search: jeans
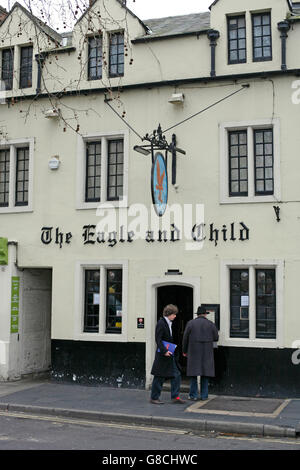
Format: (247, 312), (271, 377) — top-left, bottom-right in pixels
(151, 357), (181, 400)
(189, 376), (209, 400)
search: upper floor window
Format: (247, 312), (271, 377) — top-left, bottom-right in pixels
(252, 12), (272, 62)
(220, 119), (280, 204)
(19, 46), (33, 88)
(0, 138), (33, 213)
(1, 48), (14, 90)
(85, 137), (124, 203)
(77, 130), (128, 210)
(15, 147), (29, 206)
(227, 15), (246, 64)
(88, 36), (102, 80)
(254, 129), (274, 195)
(0, 148), (10, 206)
(109, 32), (124, 77)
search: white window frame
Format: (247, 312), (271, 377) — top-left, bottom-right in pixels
(76, 130), (129, 210)
(220, 119), (280, 204)
(74, 259), (128, 342)
(219, 259), (284, 348)
(0, 137), (34, 213)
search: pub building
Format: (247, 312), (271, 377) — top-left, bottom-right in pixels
(0, 0), (300, 397)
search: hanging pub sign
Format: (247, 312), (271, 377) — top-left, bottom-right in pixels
(151, 152), (168, 217)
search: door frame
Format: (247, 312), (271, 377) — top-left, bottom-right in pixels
(145, 276), (201, 389)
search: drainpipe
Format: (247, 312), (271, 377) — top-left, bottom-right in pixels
(207, 29), (220, 77)
(277, 20), (290, 71)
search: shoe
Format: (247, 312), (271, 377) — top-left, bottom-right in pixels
(172, 397), (186, 404)
(150, 399), (164, 404)
(200, 397), (208, 401)
(188, 396), (198, 401)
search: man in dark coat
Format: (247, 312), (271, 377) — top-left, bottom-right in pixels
(150, 304), (186, 404)
(182, 305), (219, 401)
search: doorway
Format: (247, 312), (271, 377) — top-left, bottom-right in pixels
(157, 285), (193, 376)
(20, 268), (52, 376)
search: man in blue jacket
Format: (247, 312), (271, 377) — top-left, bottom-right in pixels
(150, 304), (186, 404)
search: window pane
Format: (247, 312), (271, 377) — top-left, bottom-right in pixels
(230, 269), (249, 338)
(85, 141), (101, 202)
(256, 269), (276, 339)
(106, 269), (122, 333)
(20, 46), (33, 88)
(84, 270), (100, 333)
(228, 131), (248, 196)
(88, 36), (102, 80)
(109, 32), (124, 77)
(254, 129), (274, 195)
(107, 139), (124, 201)
(15, 147), (29, 206)
(1, 48), (14, 90)
(0, 149), (9, 206)
(252, 13), (272, 61)
(228, 15), (246, 64)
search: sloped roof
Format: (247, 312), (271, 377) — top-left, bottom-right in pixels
(1, 2), (62, 44)
(134, 12), (210, 42)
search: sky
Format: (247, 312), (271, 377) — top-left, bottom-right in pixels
(126, 0), (212, 19)
(0, 0), (213, 32)
(2, 1), (213, 19)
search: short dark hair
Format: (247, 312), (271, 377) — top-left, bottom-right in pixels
(163, 304), (178, 317)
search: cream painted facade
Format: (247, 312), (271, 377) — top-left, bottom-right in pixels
(0, 0), (300, 395)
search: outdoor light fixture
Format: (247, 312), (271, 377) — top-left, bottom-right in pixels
(168, 93), (184, 104)
(133, 145), (151, 156)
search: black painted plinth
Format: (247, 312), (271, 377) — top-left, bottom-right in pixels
(51, 340), (145, 388)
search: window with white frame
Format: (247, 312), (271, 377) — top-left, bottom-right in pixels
(75, 261), (128, 339)
(220, 260), (283, 348)
(220, 119), (280, 203)
(0, 139), (33, 213)
(77, 131), (128, 209)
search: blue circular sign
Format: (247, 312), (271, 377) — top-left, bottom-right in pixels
(151, 152), (168, 217)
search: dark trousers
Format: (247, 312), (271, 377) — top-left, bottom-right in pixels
(151, 358), (181, 400)
(189, 376), (209, 400)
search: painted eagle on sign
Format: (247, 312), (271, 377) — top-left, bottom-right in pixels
(151, 152), (168, 217)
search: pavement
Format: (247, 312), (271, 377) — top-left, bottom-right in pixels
(0, 376), (299, 439)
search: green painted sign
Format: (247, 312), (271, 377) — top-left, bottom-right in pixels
(11, 276), (20, 333)
(0, 237), (8, 265)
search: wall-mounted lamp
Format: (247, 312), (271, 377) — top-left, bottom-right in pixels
(44, 108), (60, 119)
(133, 145), (151, 156)
(168, 93), (184, 104)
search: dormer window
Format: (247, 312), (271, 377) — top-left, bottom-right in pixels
(109, 32), (124, 77)
(1, 48), (14, 90)
(227, 15), (246, 64)
(19, 46), (33, 88)
(88, 36), (102, 80)
(252, 12), (272, 62)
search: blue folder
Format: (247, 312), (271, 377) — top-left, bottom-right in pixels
(158, 341), (177, 355)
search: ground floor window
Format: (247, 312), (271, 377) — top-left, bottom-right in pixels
(230, 268), (276, 339)
(221, 260), (283, 348)
(82, 264), (125, 335)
